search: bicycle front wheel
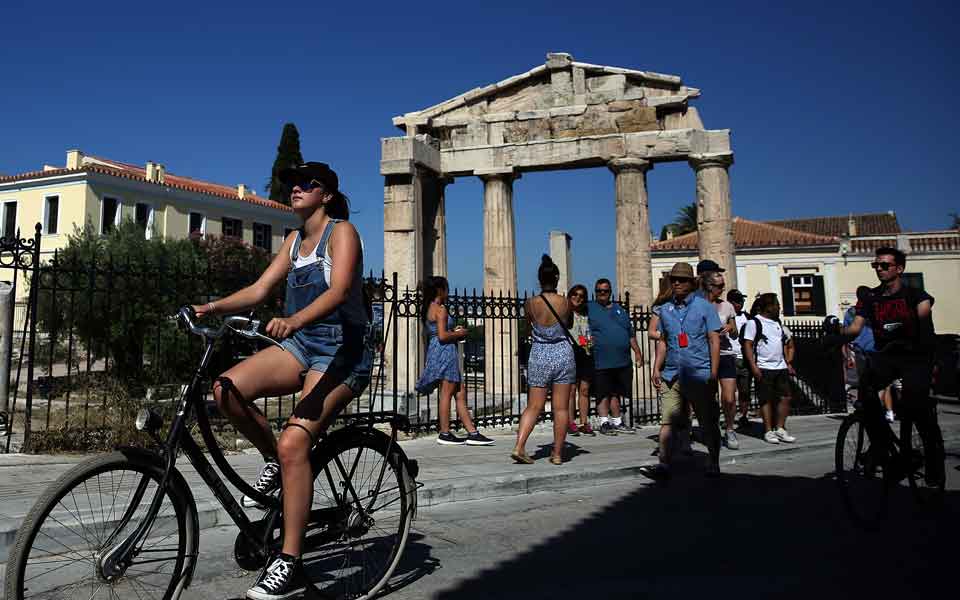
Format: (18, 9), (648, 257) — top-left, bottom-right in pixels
(4, 450), (196, 600)
(836, 412), (888, 528)
(304, 428), (415, 600)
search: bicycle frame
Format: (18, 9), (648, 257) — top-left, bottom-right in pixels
(102, 308), (415, 579)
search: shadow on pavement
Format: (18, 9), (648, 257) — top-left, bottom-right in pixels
(430, 470), (958, 599)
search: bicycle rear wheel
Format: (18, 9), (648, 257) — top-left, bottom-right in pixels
(303, 427), (415, 600)
(836, 412), (888, 528)
(4, 450), (196, 600)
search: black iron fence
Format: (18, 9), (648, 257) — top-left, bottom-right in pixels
(1, 225), (847, 451)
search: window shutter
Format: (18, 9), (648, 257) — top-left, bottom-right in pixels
(812, 275), (827, 316)
(780, 276), (795, 316)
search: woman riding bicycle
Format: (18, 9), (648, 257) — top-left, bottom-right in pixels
(193, 161), (371, 600)
(832, 246), (944, 489)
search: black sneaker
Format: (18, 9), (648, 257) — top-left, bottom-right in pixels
(242, 461), (280, 509)
(437, 431), (467, 445)
(598, 422), (618, 436)
(246, 554), (306, 600)
(465, 431), (495, 446)
(614, 421), (636, 435)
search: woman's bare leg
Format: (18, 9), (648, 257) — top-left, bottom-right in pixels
(551, 383), (573, 460)
(514, 387), (547, 454)
(212, 346), (303, 458)
(568, 385), (578, 425)
(278, 370), (355, 558)
(577, 380), (591, 426)
(720, 378), (737, 432)
(438, 379), (455, 433)
(453, 382), (478, 432)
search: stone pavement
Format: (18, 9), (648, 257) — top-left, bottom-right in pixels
(2, 411), (958, 563)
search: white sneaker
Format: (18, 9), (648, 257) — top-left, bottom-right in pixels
(885, 410), (895, 423)
(763, 430), (780, 444)
(775, 428), (796, 443)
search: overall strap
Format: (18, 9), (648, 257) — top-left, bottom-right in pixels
(316, 218), (343, 259)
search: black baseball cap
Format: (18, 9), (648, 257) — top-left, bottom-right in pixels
(726, 289), (746, 304)
(278, 162), (339, 192)
(696, 259), (725, 275)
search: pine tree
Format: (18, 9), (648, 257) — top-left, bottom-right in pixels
(265, 123), (304, 205)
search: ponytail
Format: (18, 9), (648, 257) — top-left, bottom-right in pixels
(325, 190), (350, 220)
(538, 254), (559, 289)
(420, 276), (448, 322)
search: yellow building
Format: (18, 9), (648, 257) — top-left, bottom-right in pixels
(0, 149), (300, 298)
(651, 213), (960, 334)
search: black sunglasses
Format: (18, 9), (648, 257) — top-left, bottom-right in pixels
(595, 288), (611, 294)
(670, 277), (694, 284)
(871, 261), (895, 271)
(292, 179), (322, 193)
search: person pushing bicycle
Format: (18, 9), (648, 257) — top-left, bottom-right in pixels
(826, 246), (944, 489)
(192, 162), (371, 600)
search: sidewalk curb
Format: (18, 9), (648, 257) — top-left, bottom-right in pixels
(4, 430), (957, 561)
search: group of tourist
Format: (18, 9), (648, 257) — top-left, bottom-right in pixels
(412, 252), (800, 476)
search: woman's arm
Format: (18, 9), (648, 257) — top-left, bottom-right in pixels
(193, 231), (297, 317)
(648, 314), (662, 341)
(435, 305), (464, 344)
(266, 221), (359, 339)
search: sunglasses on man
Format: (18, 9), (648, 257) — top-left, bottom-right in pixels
(669, 277), (694, 284)
(871, 261), (896, 271)
(595, 288), (612, 295)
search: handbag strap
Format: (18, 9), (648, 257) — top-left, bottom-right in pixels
(538, 293), (579, 349)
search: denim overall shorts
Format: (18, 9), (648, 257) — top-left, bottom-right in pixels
(280, 219), (372, 396)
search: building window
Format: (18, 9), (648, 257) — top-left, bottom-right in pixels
(780, 274), (826, 316)
(101, 197), (119, 234)
(189, 212), (205, 237)
(903, 272), (925, 291)
(2, 201), (16, 239)
(135, 203), (154, 239)
(253, 222), (272, 252)
(222, 217), (242, 239)
(44, 196), (59, 235)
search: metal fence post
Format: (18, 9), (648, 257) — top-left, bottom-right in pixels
(0, 281), (14, 416)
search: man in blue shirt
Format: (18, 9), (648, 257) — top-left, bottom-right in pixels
(842, 286), (875, 384)
(646, 262), (723, 479)
(588, 278), (643, 435)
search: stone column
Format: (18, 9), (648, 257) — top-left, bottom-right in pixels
(479, 169), (520, 401)
(609, 157), (653, 309)
(424, 177), (453, 277)
(383, 168), (425, 399)
(690, 152), (737, 290)
(549, 230), (572, 294)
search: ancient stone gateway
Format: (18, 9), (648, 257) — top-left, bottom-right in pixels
(381, 53), (735, 395)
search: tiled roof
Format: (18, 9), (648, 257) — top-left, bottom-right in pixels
(767, 212), (900, 237)
(0, 157), (292, 213)
(652, 217), (838, 252)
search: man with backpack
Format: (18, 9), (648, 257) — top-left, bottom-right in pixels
(742, 293), (797, 444)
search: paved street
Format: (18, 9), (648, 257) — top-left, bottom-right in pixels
(181, 421), (959, 599)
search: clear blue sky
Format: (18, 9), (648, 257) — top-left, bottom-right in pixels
(1, 0), (956, 292)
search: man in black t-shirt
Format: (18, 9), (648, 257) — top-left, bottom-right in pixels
(840, 246), (944, 486)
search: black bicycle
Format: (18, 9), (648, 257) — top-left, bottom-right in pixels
(5, 306), (419, 600)
(835, 352), (945, 528)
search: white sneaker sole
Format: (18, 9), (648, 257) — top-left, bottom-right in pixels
(777, 437), (796, 443)
(436, 438), (466, 445)
(246, 585), (306, 600)
(764, 436), (780, 445)
(465, 439), (495, 446)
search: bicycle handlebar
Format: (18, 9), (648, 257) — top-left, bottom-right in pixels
(170, 305), (284, 349)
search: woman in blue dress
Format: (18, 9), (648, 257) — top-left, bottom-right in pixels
(511, 256), (576, 465)
(416, 276), (494, 446)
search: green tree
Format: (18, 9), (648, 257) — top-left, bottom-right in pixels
(35, 221), (278, 386)
(266, 123), (304, 205)
(670, 202), (698, 236)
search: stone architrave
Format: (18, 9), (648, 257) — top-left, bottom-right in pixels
(690, 152), (737, 289)
(480, 169), (520, 398)
(609, 157), (653, 309)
